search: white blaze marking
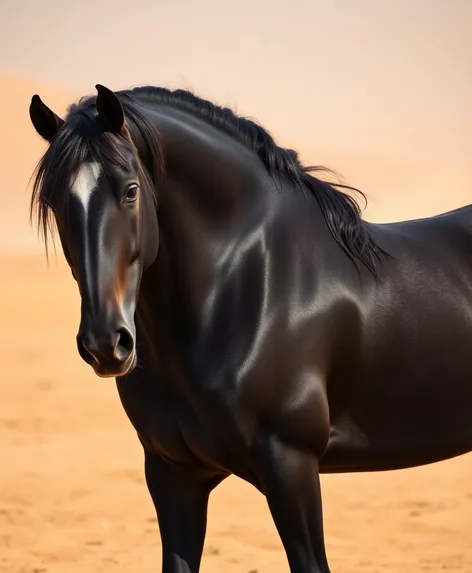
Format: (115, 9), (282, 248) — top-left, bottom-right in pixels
(70, 161), (101, 210)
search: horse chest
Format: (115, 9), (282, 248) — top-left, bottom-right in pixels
(117, 374), (248, 472)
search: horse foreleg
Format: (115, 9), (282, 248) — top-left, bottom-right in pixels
(256, 436), (331, 573)
(144, 450), (219, 573)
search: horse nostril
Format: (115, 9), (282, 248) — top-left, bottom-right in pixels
(77, 333), (96, 365)
(114, 328), (134, 361)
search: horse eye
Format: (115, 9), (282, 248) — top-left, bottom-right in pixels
(125, 184), (139, 203)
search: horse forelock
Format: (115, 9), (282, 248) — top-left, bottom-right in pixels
(30, 95), (163, 256)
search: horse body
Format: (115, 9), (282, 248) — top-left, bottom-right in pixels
(28, 85), (472, 572)
(122, 103), (472, 475)
(324, 207), (472, 472)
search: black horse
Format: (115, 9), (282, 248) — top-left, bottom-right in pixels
(29, 84), (472, 572)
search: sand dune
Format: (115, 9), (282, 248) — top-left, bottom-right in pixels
(1, 74), (472, 572)
(1, 73), (471, 255)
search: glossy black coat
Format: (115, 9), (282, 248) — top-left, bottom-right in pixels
(29, 85), (472, 572)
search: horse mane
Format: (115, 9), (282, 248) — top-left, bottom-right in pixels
(125, 86), (387, 275)
(31, 84), (386, 274)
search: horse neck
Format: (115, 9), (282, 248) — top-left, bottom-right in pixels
(137, 106), (278, 320)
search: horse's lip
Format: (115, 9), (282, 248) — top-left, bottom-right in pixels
(92, 349), (137, 378)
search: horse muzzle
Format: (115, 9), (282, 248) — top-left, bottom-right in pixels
(77, 322), (137, 378)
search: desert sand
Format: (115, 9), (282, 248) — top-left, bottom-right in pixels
(1, 75), (471, 572)
(1, 253), (471, 572)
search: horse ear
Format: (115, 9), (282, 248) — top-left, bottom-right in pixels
(95, 84), (125, 133)
(29, 94), (65, 142)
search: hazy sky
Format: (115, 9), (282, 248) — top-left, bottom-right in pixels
(1, 0), (471, 222)
(2, 1), (470, 137)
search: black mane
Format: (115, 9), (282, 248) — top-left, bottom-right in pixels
(124, 86), (386, 274)
(31, 85), (385, 273)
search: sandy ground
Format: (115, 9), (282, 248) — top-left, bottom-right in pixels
(1, 252), (471, 573)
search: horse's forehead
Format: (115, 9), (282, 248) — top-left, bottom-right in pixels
(70, 161), (102, 209)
